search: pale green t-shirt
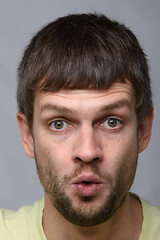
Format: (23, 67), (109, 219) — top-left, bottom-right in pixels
(0, 195), (160, 239)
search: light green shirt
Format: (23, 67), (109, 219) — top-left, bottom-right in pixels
(0, 199), (46, 240)
(0, 195), (160, 239)
(139, 197), (160, 239)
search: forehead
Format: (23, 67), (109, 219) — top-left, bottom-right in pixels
(34, 82), (135, 112)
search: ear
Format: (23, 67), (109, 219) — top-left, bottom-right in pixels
(17, 112), (35, 159)
(138, 108), (154, 153)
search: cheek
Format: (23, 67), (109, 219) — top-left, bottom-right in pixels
(34, 136), (73, 175)
(102, 131), (138, 174)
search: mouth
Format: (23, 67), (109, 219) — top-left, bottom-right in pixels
(72, 174), (103, 197)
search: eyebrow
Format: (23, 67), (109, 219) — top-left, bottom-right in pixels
(99, 99), (132, 112)
(40, 99), (132, 115)
(40, 104), (73, 114)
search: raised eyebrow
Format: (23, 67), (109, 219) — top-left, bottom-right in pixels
(99, 99), (132, 112)
(40, 99), (131, 115)
(40, 103), (73, 114)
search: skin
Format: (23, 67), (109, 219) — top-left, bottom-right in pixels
(17, 82), (153, 240)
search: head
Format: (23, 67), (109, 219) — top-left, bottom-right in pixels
(17, 13), (152, 129)
(17, 13), (153, 227)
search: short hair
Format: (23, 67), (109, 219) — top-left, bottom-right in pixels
(17, 13), (152, 128)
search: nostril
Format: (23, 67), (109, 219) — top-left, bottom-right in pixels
(94, 157), (101, 162)
(74, 157), (82, 163)
(74, 157), (101, 164)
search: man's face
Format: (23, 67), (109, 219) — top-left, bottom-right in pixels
(31, 82), (139, 226)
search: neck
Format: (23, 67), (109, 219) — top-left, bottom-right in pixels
(42, 193), (142, 240)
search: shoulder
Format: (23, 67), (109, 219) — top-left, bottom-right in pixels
(0, 199), (45, 240)
(138, 196), (160, 239)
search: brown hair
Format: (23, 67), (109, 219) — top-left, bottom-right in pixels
(17, 13), (152, 128)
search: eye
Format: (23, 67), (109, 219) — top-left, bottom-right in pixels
(50, 120), (68, 130)
(102, 118), (121, 128)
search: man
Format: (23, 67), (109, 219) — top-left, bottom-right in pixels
(0, 13), (159, 239)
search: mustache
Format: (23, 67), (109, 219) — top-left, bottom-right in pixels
(61, 163), (112, 184)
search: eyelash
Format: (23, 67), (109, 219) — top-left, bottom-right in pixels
(49, 119), (69, 131)
(49, 117), (122, 132)
(101, 118), (122, 129)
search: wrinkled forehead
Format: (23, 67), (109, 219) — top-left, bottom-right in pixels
(34, 81), (135, 113)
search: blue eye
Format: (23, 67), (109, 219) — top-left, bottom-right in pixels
(103, 118), (121, 128)
(51, 120), (67, 130)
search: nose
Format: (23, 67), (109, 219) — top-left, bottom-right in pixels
(72, 124), (103, 164)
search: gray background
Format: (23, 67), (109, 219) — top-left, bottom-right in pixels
(0, 0), (160, 210)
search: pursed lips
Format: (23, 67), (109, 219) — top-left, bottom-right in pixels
(72, 174), (103, 197)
